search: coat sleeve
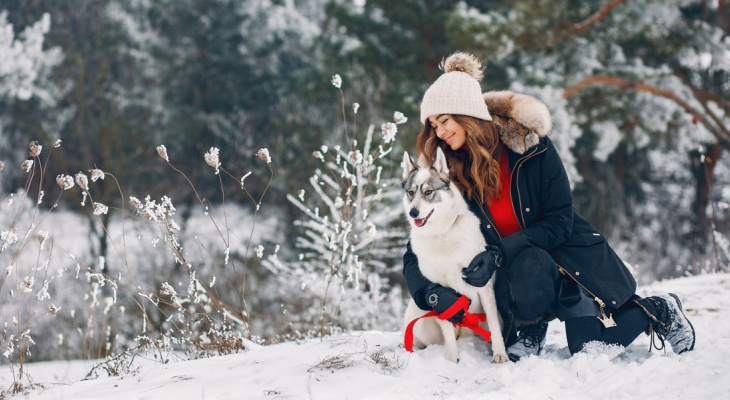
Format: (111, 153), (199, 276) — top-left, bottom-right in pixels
(499, 138), (574, 264)
(403, 240), (435, 311)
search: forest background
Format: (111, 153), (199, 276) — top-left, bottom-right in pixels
(1, 0), (729, 391)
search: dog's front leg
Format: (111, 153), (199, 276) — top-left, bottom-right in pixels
(479, 281), (509, 363)
(438, 319), (460, 363)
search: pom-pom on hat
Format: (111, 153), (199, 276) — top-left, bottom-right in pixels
(420, 52), (492, 124)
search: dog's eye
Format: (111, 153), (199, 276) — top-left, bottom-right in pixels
(424, 189), (433, 196)
(407, 190), (415, 197)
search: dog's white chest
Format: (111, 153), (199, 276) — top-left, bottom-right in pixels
(410, 215), (485, 290)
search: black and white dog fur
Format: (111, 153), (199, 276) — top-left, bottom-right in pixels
(402, 147), (508, 363)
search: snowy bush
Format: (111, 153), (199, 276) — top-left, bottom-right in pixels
(263, 75), (407, 337)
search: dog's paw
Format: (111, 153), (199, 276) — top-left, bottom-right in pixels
(445, 349), (460, 364)
(492, 352), (510, 364)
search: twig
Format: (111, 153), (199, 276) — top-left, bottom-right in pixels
(541, 0), (630, 46)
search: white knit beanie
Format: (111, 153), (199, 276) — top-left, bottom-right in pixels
(420, 52), (492, 124)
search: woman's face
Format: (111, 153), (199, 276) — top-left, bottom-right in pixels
(428, 114), (466, 150)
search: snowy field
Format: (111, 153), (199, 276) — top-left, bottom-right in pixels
(2, 272), (729, 400)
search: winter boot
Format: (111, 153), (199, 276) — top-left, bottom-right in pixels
(507, 320), (548, 361)
(635, 293), (696, 354)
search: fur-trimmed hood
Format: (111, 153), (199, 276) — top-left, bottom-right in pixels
(483, 91), (552, 155)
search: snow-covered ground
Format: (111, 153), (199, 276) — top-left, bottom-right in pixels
(4, 272), (729, 400)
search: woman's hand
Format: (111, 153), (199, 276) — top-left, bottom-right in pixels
(424, 283), (469, 323)
(462, 245), (503, 287)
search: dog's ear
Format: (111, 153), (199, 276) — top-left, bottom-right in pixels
(434, 147), (450, 178)
(416, 153), (428, 168)
(401, 151), (417, 179)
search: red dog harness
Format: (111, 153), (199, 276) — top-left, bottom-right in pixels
(404, 295), (492, 352)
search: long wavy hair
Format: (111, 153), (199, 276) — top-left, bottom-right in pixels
(416, 115), (502, 204)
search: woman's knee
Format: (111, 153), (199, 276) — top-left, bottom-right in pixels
(509, 248), (557, 273)
(500, 247), (559, 322)
(508, 248), (558, 289)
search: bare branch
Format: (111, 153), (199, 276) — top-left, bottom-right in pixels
(563, 74), (730, 148)
(541, 0), (630, 46)
(673, 72), (730, 134)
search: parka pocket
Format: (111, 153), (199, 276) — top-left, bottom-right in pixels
(563, 232), (605, 247)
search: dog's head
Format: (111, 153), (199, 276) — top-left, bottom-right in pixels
(401, 147), (456, 230)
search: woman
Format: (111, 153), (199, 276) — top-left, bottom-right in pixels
(403, 51), (696, 360)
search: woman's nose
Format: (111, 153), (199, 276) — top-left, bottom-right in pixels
(435, 125), (445, 138)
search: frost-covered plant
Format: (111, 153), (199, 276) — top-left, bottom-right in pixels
(264, 75), (407, 336)
(1, 138), (150, 393)
(1, 139), (71, 392)
(142, 144), (275, 357)
(1, 139), (275, 392)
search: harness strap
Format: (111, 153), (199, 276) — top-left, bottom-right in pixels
(404, 310), (438, 352)
(404, 295), (492, 352)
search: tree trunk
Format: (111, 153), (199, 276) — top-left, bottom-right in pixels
(688, 142), (722, 259)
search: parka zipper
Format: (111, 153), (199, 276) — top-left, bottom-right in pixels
(476, 203), (501, 240)
(512, 146), (547, 228)
(556, 264), (613, 325)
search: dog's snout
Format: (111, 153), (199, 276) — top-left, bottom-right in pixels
(409, 208), (419, 218)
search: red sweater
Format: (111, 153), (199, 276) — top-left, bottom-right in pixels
(488, 155), (521, 237)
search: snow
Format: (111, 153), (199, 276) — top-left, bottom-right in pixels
(4, 272), (729, 400)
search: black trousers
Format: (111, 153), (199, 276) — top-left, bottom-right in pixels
(495, 247), (651, 354)
(565, 306), (650, 354)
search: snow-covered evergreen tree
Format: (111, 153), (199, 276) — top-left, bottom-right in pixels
(0, 11), (61, 103)
(264, 79), (407, 336)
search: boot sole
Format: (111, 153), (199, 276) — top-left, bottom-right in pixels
(669, 293), (696, 353)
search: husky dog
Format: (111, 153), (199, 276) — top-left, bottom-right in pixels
(402, 147), (508, 364)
